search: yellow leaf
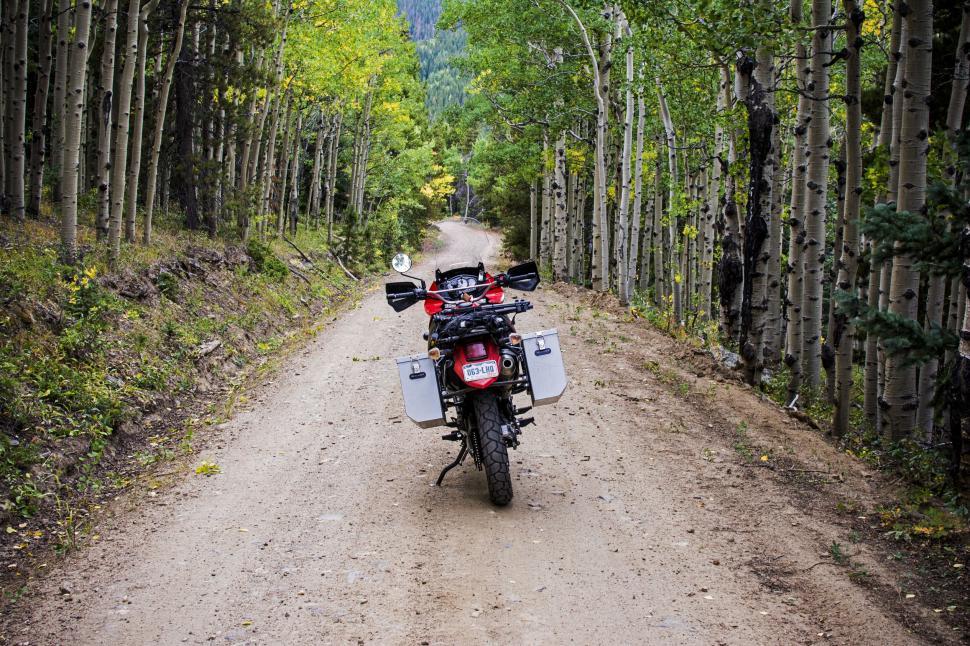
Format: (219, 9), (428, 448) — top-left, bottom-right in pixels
(195, 461), (221, 476)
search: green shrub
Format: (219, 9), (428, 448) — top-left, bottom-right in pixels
(246, 239), (288, 282)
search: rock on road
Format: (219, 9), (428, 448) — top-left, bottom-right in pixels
(19, 222), (934, 645)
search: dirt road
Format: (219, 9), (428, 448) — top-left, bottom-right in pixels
(14, 222), (956, 644)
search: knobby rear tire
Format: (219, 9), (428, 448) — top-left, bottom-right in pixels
(472, 393), (513, 506)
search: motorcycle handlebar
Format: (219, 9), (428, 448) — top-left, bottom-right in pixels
(434, 300), (532, 318)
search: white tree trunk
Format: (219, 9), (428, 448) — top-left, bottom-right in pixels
(552, 132), (568, 280)
(615, 19), (634, 303)
(124, 0), (159, 243)
(95, 0), (119, 239)
(27, 0), (54, 217)
(884, 0), (932, 439)
(657, 79), (681, 322)
(801, 0), (833, 389)
(143, 0), (189, 244)
(60, 0), (94, 264)
(833, 1), (864, 436)
(107, 0), (143, 266)
(628, 68), (646, 301)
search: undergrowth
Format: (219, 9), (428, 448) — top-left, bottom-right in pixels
(621, 286), (967, 541)
(0, 216), (361, 538)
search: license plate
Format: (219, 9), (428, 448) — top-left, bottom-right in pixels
(462, 360), (498, 382)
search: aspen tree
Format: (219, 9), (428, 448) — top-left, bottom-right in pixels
(801, 0), (833, 390)
(124, 0), (159, 244)
(884, 0), (932, 439)
(143, 0), (189, 244)
(60, 0), (94, 264)
(615, 15), (634, 303)
(27, 0), (55, 217)
(95, 0), (119, 239)
(833, 1), (864, 436)
(553, 133), (569, 280)
(628, 66), (646, 301)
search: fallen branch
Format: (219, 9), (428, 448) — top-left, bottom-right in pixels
(328, 250), (358, 281)
(288, 265), (311, 284)
(281, 235), (348, 294)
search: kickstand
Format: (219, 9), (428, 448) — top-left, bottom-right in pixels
(435, 445), (468, 486)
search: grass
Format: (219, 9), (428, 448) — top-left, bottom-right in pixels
(0, 212), (361, 533)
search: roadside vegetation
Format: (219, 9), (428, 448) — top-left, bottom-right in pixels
(0, 214), (371, 555)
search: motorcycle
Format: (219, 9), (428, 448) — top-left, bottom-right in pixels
(385, 252), (567, 505)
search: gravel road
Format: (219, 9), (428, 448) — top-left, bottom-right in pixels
(17, 221), (946, 645)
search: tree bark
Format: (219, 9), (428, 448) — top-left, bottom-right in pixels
(307, 112), (325, 226)
(51, 0), (72, 205)
(651, 148), (664, 301)
(173, 17), (199, 232)
(553, 132), (568, 280)
(719, 65), (742, 342)
(287, 108), (302, 236)
(325, 112), (341, 243)
(124, 0), (159, 243)
(540, 158), (552, 267)
(529, 178), (538, 259)
(739, 50), (774, 386)
(106, 0), (143, 264)
(657, 79), (681, 322)
(628, 67), (646, 301)
(833, 1), (864, 436)
(615, 19), (634, 302)
(60, 0), (94, 264)
(801, 0), (833, 390)
(95, 0), (119, 239)
(884, 0), (933, 440)
(4, 0), (29, 221)
(27, 0), (55, 218)
(142, 0), (189, 244)
(785, 44), (811, 405)
(919, 4), (970, 436)
(701, 70), (725, 321)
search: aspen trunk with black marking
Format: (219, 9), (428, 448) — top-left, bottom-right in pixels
(628, 68), (646, 301)
(801, 0), (832, 390)
(615, 18), (634, 303)
(785, 43), (810, 405)
(124, 0), (159, 243)
(553, 132), (569, 280)
(833, 0), (864, 436)
(884, 0), (932, 440)
(27, 0), (55, 218)
(60, 0), (94, 264)
(95, 0), (119, 239)
(143, 0), (189, 244)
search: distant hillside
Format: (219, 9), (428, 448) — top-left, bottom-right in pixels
(397, 0), (467, 119)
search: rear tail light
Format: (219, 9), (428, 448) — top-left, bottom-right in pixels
(465, 342), (487, 360)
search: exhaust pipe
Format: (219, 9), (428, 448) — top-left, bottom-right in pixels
(500, 351), (517, 378)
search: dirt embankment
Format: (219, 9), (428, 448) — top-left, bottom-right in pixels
(0, 228), (360, 573)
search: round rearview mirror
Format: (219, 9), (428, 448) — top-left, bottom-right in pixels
(391, 252), (412, 274)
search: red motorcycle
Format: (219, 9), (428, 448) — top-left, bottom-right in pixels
(386, 253), (566, 505)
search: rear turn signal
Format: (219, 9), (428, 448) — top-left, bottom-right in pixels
(509, 333), (522, 346)
(428, 348), (441, 361)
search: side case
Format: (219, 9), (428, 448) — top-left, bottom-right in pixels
(395, 354), (446, 428)
(521, 329), (567, 406)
